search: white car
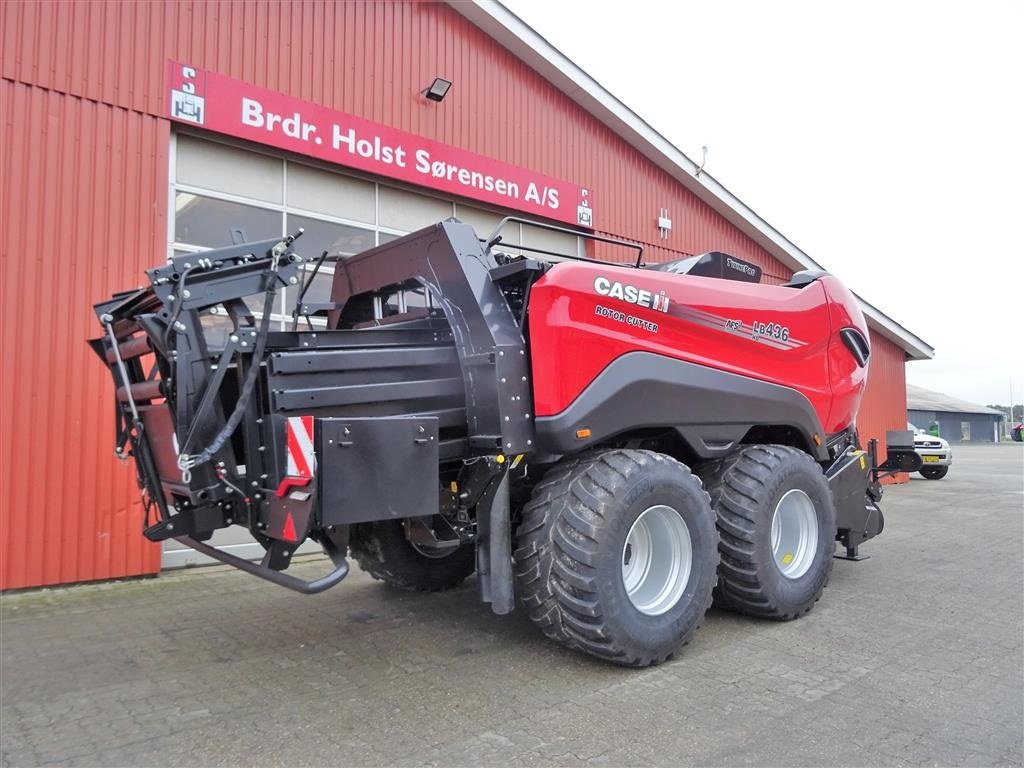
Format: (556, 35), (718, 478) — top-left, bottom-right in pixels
(907, 423), (952, 479)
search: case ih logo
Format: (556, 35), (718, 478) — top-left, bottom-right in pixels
(169, 65), (206, 125)
(594, 276), (670, 312)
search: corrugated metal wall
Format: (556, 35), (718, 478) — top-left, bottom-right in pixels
(1, 1), (909, 588)
(1, 0), (788, 278)
(857, 332), (910, 481)
(0, 80), (168, 588)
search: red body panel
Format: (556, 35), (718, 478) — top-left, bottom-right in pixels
(820, 278), (870, 433)
(528, 262), (869, 434)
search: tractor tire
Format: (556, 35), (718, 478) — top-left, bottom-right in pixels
(514, 449), (718, 667)
(919, 466), (948, 480)
(348, 520), (475, 592)
(699, 444), (835, 620)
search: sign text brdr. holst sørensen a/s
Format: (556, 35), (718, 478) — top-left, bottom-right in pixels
(168, 62), (593, 229)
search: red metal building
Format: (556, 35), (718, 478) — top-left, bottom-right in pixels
(0, 0), (931, 590)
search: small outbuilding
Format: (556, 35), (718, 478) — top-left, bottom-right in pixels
(907, 384), (1004, 443)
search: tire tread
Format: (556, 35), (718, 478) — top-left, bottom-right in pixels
(700, 444), (833, 620)
(514, 449), (717, 667)
(349, 521), (475, 592)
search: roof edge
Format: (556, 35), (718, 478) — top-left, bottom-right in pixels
(907, 406), (1005, 417)
(450, 0), (934, 361)
(906, 385), (1006, 416)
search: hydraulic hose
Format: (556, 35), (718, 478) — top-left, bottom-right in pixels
(178, 274), (279, 475)
(175, 231), (302, 480)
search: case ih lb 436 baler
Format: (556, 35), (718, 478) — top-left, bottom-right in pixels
(92, 217), (919, 666)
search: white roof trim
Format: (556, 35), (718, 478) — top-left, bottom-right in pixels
(450, 0), (934, 361)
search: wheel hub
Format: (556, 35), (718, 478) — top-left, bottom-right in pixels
(621, 505), (693, 616)
(770, 489), (818, 579)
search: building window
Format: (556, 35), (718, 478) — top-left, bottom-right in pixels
(174, 193), (280, 248)
(169, 133), (584, 328)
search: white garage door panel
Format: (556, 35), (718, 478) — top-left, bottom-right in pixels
(287, 162), (375, 223)
(177, 134), (284, 203)
(454, 203), (503, 235)
(521, 222), (581, 258)
(379, 185), (454, 231)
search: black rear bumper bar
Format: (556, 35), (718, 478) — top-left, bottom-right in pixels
(174, 536), (349, 594)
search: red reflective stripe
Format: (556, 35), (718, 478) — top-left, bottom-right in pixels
(286, 416), (314, 478)
(282, 512), (297, 542)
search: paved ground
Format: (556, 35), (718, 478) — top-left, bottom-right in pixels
(2, 444), (1022, 767)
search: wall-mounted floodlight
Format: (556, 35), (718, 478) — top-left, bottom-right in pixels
(423, 77), (452, 102)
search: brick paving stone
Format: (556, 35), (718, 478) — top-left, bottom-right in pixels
(1, 443), (1021, 767)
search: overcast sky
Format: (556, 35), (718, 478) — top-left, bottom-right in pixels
(504, 0), (1023, 407)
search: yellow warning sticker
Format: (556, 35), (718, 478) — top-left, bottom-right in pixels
(782, 553), (795, 565)
(859, 455), (867, 470)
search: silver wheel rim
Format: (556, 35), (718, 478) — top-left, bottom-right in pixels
(770, 489), (818, 579)
(621, 505), (693, 616)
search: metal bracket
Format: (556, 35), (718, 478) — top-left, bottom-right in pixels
(476, 464), (513, 615)
(405, 516), (461, 555)
(834, 548), (869, 562)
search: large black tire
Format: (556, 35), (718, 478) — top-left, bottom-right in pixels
(514, 449), (718, 667)
(699, 444), (835, 620)
(348, 520), (475, 592)
(919, 466), (948, 480)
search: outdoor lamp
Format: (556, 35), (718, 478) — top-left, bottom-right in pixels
(423, 77), (452, 102)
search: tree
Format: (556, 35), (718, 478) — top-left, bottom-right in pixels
(987, 404), (1023, 421)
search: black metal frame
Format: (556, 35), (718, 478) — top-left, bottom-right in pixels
(92, 235), (329, 589)
(90, 222), (544, 607)
(827, 444), (884, 561)
(326, 221), (535, 455)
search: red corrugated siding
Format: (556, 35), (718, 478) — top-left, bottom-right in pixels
(1, 80), (168, 588)
(1, 0), (788, 277)
(857, 332), (910, 484)
(1, 1), (904, 588)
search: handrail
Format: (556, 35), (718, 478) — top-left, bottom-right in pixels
(484, 216), (645, 267)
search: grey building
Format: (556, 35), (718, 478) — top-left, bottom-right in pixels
(907, 384), (1004, 443)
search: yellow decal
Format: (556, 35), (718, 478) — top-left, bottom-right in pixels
(511, 454), (525, 469)
(782, 553), (795, 565)
(859, 455), (867, 470)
